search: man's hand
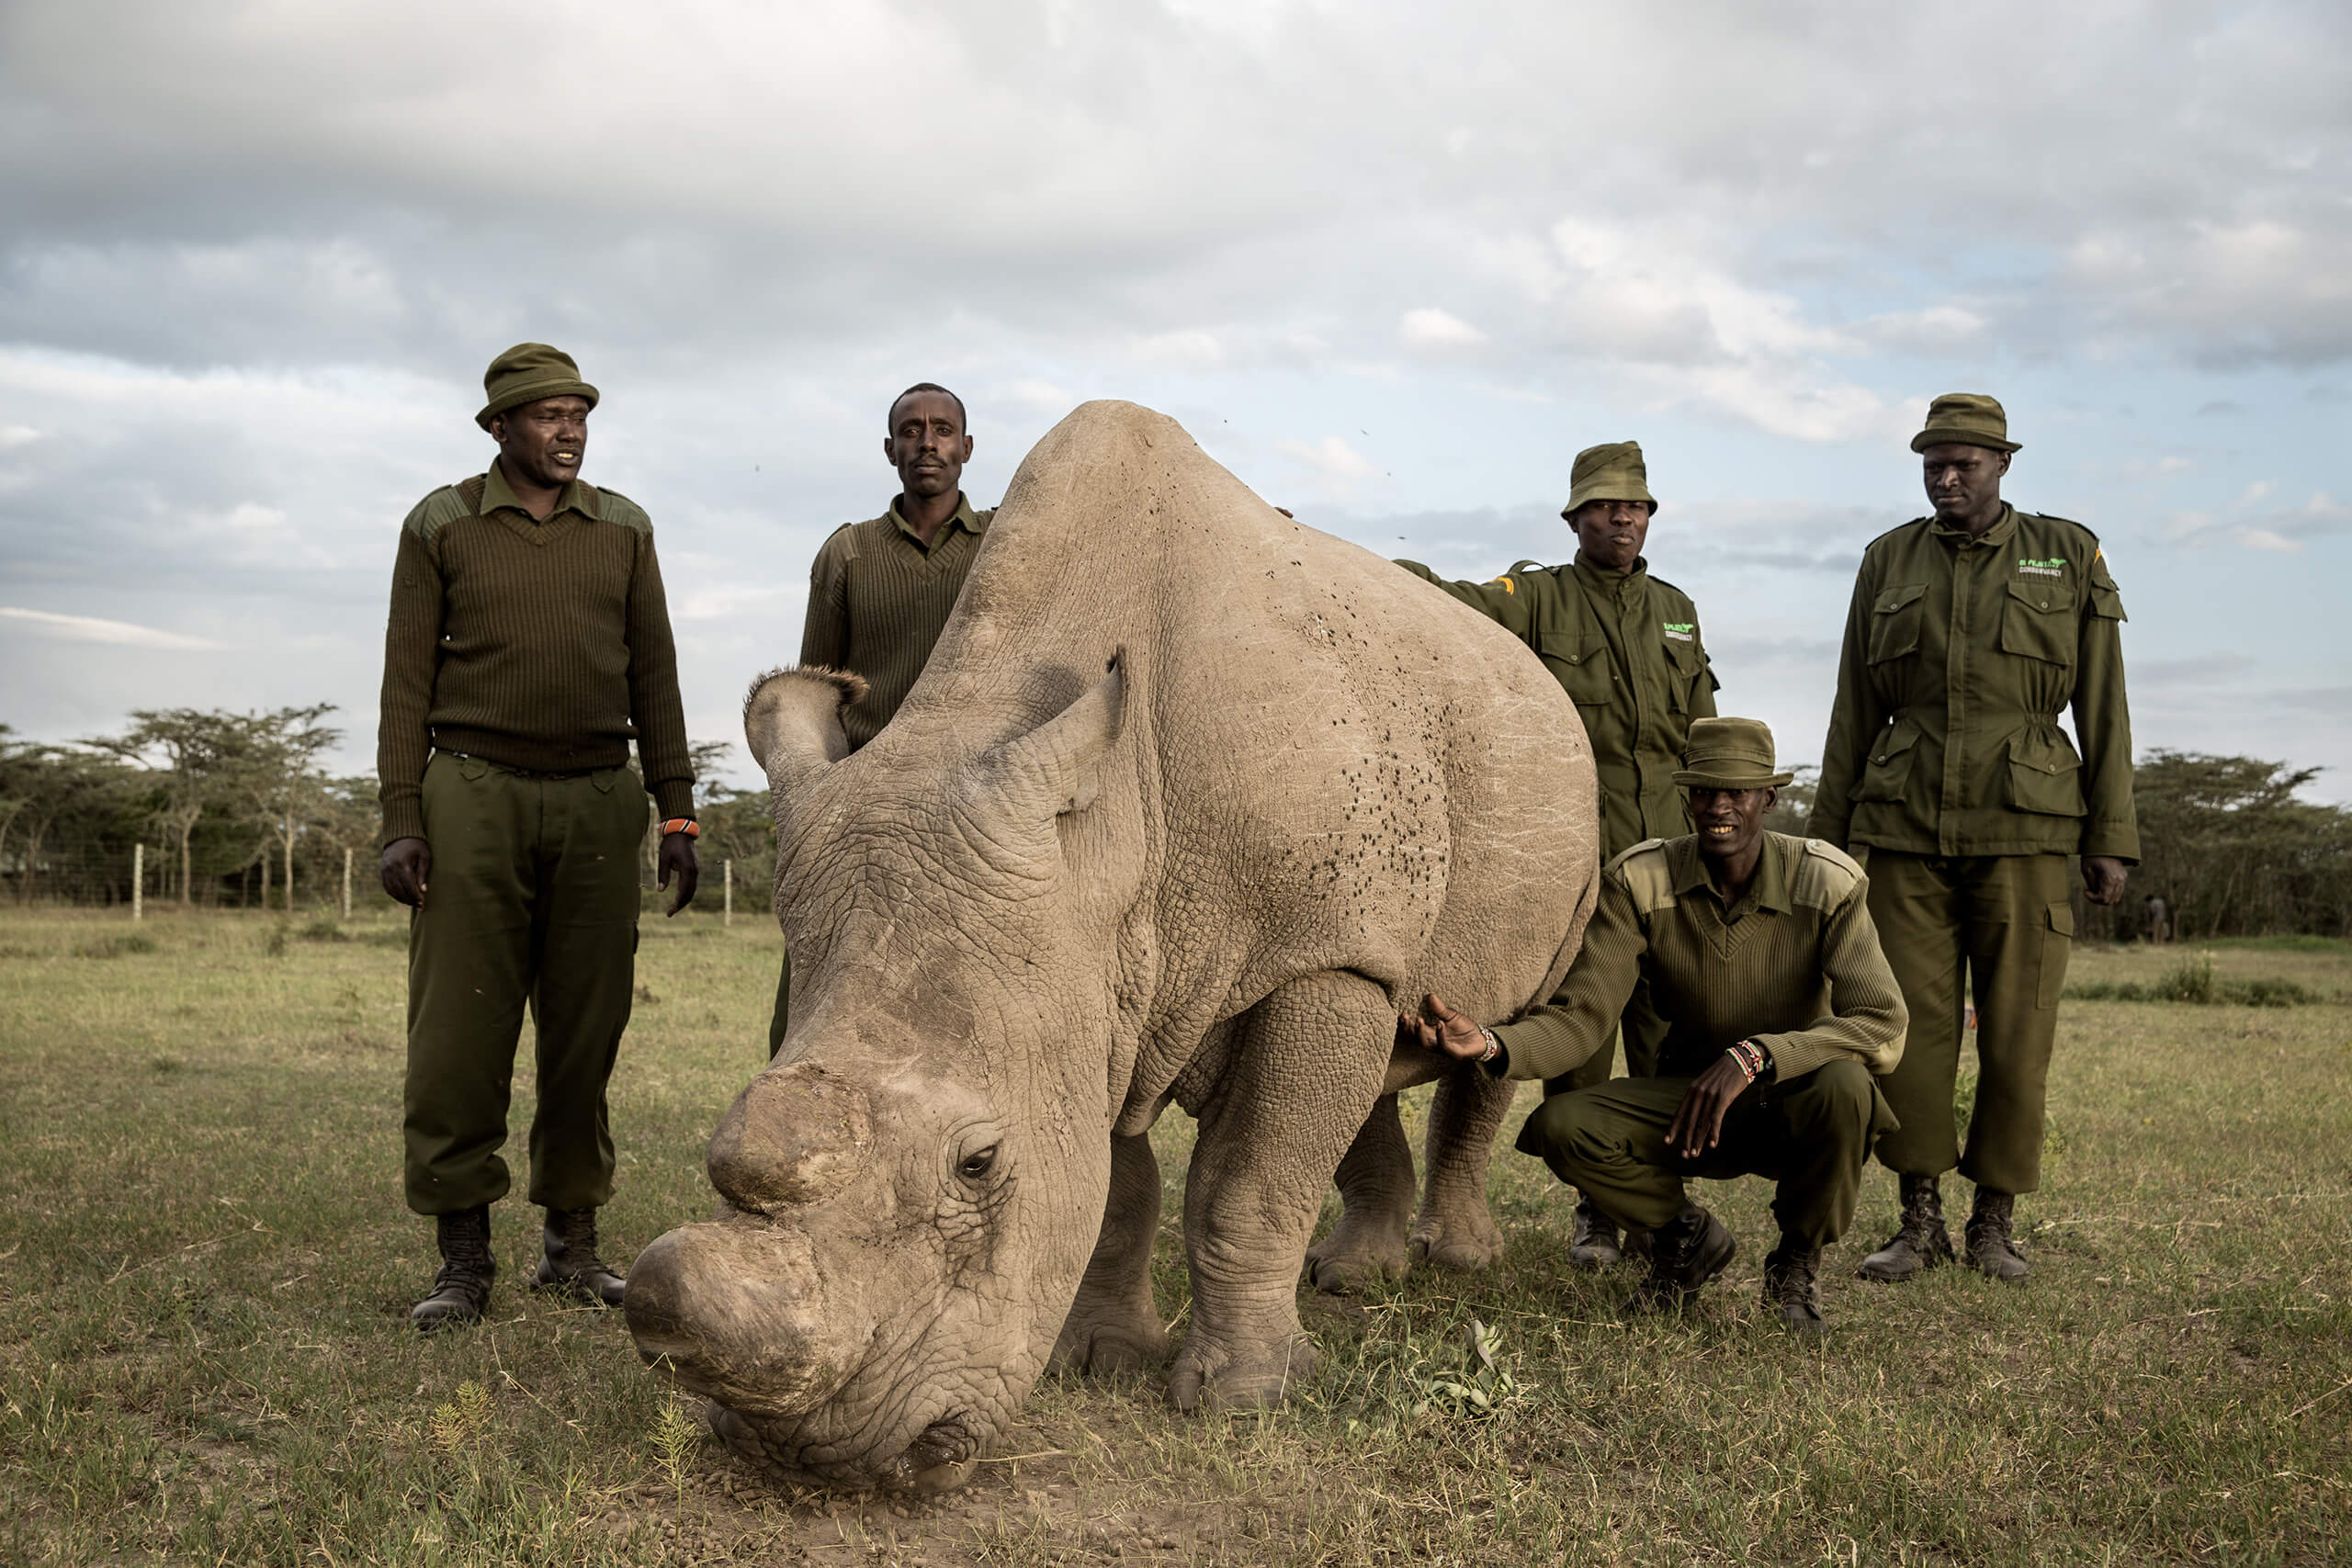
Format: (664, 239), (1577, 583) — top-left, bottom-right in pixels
(380, 837), (431, 908)
(659, 832), (699, 916)
(2082, 855), (2128, 907)
(1664, 1054), (1755, 1156)
(1398, 992), (1487, 1062)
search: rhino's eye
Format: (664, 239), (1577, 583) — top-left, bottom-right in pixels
(957, 1145), (1000, 1183)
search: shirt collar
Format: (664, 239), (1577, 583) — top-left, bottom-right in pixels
(888, 492), (985, 548)
(1668, 830), (1794, 918)
(1928, 502), (2016, 550)
(1571, 553), (1649, 593)
(483, 459), (601, 522)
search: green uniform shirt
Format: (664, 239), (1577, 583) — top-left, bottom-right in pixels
(1398, 554), (1719, 857)
(1494, 832), (1907, 1084)
(800, 494), (992, 751)
(1812, 506), (2138, 862)
(377, 461), (694, 845)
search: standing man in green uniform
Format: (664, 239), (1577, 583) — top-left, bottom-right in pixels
(1398, 440), (1719, 1268)
(1405, 719), (1905, 1337)
(379, 343), (699, 1331)
(1813, 393), (2136, 1283)
(767, 383), (992, 1053)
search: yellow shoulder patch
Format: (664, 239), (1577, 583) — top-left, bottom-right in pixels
(1489, 576), (1515, 594)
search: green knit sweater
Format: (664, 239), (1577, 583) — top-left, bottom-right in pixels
(376, 464), (695, 844)
(798, 494), (992, 751)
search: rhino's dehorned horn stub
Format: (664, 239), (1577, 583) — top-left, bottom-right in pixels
(744, 666), (867, 802)
(707, 1062), (876, 1213)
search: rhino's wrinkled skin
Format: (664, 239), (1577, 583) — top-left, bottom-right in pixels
(625, 401), (1598, 1490)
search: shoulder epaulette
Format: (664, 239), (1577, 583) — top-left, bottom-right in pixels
(592, 486), (653, 536)
(401, 483), (474, 541)
(2023, 511), (2100, 546)
(1796, 837), (1866, 905)
(1863, 517), (1933, 553)
(1609, 839), (1676, 913)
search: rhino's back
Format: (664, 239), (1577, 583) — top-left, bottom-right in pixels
(891, 401), (1597, 1038)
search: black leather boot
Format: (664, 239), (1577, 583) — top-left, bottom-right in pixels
(1763, 1239), (1826, 1339)
(1965, 1188), (2030, 1280)
(410, 1206), (494, 1332)
(1626, 1202), (1736, 1313)
(533, 1207), (627, 1307)
(1858, 1174), (1956, 1282)
(1566, 1193), (1623, 1270)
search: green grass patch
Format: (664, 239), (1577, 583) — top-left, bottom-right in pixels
(2, 906), (2348, 1564)
(2068, 953), (2321, 1007)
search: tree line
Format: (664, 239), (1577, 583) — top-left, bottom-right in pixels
(2, 716), (2346, 937)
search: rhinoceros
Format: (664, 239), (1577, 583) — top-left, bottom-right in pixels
(623, 400), (1598, 1491)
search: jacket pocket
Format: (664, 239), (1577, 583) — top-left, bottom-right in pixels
(2038, 899), (2074, 1010)
(1538, 631), (1617, 706)
(1855, 717), (1922, 803)
(2007, 730), (2086, 817)
(1665, 635), (1707, 713)
(1867, 583), (1928, 663)
(2000, 577), (2078, 666)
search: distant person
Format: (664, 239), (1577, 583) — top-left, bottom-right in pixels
(1396, 441), (1718, 1269)
(768, 384), (992, 1054)
(2143, 893), (2170, 944)
(1814, 393), (2136, 1285)
(378, 343), (699, 1331)
(1405, 719), (1905, 1337)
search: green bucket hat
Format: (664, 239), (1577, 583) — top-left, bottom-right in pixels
(1561, 440), (1658, 519)
(1909, 392), (2019, 455)
(476, 343), (600, 431)
(1672, 716), (1794, 790)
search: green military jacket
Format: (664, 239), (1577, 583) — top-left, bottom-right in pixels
(1813, 506), (2138, 862)
(1398, 555), (1718, 858)
(1492, 832), (1907, 1084)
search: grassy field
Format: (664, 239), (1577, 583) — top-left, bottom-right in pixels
(2, 908), (2347, 1565)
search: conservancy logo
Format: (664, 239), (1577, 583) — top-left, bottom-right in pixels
(2017, 557), (2067, 578)
(1662, 621), (1695, 642)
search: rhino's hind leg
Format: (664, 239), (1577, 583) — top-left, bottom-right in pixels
(1170, 973), (1388, 1414)
(1051, 1131), (1170, 1376)
(1408, 1064), (1513, 1271)
(1303, 1094), (1415, 1294)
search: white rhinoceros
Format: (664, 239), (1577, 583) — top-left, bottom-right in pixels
(624, 400), (1597, 1491)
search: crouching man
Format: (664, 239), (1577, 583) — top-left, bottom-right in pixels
(1407, 719), (1906, 1336)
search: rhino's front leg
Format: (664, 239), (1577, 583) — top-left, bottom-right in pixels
(1050, 1131), (1169, 1376)
(1409, 1063), (1513, 1271)
(1170, 972), (1388, 1413)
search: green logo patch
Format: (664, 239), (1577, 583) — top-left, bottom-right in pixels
(2016, 557), (2067, 578)
(1662, 621), (1695, 641)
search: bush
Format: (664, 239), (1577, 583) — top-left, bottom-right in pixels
(74, 932), (157, 959)
(2067, 953), (2316, 1008)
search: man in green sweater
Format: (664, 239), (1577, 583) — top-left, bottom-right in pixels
(378, 343), (699, 1331)
(766, 382), (992, 1054)
(1407, 719), (1906, 1337)
(1397, 441), (1718, 1269)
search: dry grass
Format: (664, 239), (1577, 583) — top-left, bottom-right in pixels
(1, 908), (2346, 1564)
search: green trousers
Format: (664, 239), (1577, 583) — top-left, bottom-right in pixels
(1863, 851), (2072, 1195)
(403, 752), (646, 1216)
(1544, 976), (1669, 1099)
(1516, 1060), (1894, 1248)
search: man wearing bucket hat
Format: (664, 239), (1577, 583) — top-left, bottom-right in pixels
(377, 343), (700, 1330)
(1397, 441), (1719, 1269)
(1814, 393), (2135, 1284)
(1405, 718), (1905, 1335)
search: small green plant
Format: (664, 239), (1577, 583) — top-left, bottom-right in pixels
(300, 917), (351, 943)
(649, 1393), (700, 1519)
(428, 1380), (495, 1458)
(265, 921), (289, 957)
(2069, 953), (2314, 1008)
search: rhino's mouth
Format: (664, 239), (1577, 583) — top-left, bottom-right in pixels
(712, 1403), (983, 1495)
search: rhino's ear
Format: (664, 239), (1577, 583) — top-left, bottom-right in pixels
(958, 650), (1125, 869)
(744, 667), (868, 805)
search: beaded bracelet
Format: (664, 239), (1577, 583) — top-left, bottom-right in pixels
(1725, 1039), (1766, 1083)
(1476, 1027), (1501, 1066)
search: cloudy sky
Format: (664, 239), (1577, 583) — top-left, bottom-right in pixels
(3, 0), (2347, 801)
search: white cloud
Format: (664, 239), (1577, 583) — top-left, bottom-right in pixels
(1131, 330), (1226, 370)
(0, 605), (221, 649)
(1397, 308), (1489, 354)
(1274, 435), (1378, 503)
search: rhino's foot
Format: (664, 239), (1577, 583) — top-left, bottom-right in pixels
(1408, 1205), (1507, 1273)
(1166, 1332), (1320, 1414)
(1303, 1223), (1411, 1295)
(1049, 1308), (1170, 1377)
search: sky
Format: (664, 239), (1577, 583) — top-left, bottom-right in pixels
(2, 0), (2347, 800)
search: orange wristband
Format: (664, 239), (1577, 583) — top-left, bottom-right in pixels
(661, 818), (699, 839)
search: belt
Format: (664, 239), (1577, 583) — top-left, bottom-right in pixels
(438, 750), (603, 782)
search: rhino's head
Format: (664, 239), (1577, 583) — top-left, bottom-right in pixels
(626, 656), (1139, 1492)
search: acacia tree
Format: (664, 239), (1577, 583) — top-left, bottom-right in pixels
(220, 705), (342, 912)
(91, 709), (240, 906)
(0, 743), (124, 905)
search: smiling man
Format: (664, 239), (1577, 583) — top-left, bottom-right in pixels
(1406, 719), (1906, 1337)
(1397, 440), (1719, 1269)
(1814, 394), (2136, 1285)
(765, 383), (992, 1055)
(378, 342), (698, 1331)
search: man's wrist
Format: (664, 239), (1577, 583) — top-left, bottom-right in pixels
(660, 818), (698, 839)
(1725, 1039), (1768, 1083)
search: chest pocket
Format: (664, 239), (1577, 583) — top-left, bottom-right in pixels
(2000, 577), (2078, 666)
(1538, 631), (1617, 706)
(1867, 583), (1928, 663)
(1664, 634), (1707, 713)
(1855, 716), (1922, 803)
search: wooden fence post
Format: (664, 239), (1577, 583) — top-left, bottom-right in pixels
(724, 859), (733, 927)
(133, 843), (144, 922)
(342, 847), (353, 920)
